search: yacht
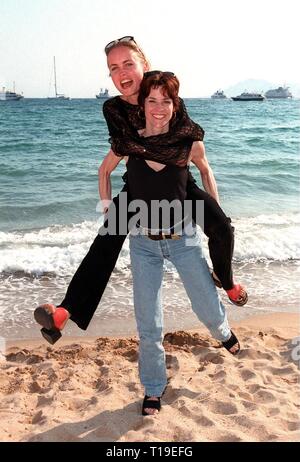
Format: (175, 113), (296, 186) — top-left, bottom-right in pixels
(0, 86), (23, 101)
(96, 88), (110, 99)
(211, 90), (227, 99)
(265, 86), (292, 99)
(47, 56), (70, 100)
(232, 92), (265, 101)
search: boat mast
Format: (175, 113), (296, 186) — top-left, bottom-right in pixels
(53, 56), (58, 98)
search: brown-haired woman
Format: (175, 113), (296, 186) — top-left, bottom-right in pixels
(101, 71), (240, 415)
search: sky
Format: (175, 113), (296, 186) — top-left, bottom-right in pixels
(0, 0), (299, 98)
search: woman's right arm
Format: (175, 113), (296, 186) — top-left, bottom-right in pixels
(98, 149), (123, 212)
(189, 141), (220, 205)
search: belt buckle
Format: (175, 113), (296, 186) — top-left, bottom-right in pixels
(146, 231), (181, 240)
(162, 233), (180, 240)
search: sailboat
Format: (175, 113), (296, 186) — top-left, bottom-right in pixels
(47, 56), (70, 100)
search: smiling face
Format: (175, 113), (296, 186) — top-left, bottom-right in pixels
(107, 45), (148, 104)
(144, 87), (174, 134)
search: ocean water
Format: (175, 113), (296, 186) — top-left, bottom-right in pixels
(0, 98), (299, 339)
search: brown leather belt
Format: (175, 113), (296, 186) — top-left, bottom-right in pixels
(147, 232), (181, 241)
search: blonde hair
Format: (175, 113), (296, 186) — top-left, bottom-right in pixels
(105, 41), (150, 71)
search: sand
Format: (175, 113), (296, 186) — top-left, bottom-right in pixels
(0, 312), (299, 442)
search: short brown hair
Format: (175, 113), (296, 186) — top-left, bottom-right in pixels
(138, 72), (180, 113)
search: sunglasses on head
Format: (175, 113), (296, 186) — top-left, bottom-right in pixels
(144, 70), (175, 78)
(105, 36), (136, 54)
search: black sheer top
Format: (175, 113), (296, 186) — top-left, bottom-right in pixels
(102, 96), (204, 167)
(126, 156), (188, 230)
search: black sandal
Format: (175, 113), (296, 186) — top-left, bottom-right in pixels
(142, 395), (161, 416)
(222, 330), (240, 356)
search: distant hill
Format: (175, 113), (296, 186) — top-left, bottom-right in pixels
(224, 79), (300, 97)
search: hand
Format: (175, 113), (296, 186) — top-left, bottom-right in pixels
(98, 199), (112, 214)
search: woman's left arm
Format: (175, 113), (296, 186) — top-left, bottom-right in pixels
(98, 149), (124, 212)
(189, 141), (220, 205)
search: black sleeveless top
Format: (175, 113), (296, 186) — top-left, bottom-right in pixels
(126, 156), (188, 231)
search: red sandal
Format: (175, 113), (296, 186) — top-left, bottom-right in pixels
(34, 304), (69, 345)
(226, 285), (248, 306)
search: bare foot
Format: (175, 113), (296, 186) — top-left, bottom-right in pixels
(229, 343), (240, 354)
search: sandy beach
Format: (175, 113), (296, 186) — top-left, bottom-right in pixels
(0, 312), (299, 442)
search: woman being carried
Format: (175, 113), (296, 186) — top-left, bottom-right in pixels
(34, 37), (247, 345)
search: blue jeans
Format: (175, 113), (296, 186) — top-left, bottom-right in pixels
(129, 229), (231, 397)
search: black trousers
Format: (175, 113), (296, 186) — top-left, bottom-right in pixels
(60, 179), (234, 330)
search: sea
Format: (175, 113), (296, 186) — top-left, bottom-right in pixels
(0, 98), (299, 339)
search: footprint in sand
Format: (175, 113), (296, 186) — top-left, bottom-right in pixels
(166, 354), (180, 371)
(31, 410), (47, 425)
(127, 382), (140, 393)
(208, 400), (238, 415)
(6, 350), (45, 365)
(29, 381), (45, 394)
(267, 365), (295, 375)
(121, 348), (138, 362)
(203, 352), (225, 364)
(240, 400), (258, 411)
(239, 368), (258, 381)
(285, 421), (300, 432)
(195, 414), (214, 427)
(214, 431), (243, 442)
(36, 395), (54, 407)
(247, 383), (262, 394)
(95, 378), (112, 392)
(232, 414), (254, 428)
(239, 349), (274, 361)
(266, 407), (280, 417)
(253, 389), (276, 403)
(99, 366), (110, 376)
(209, 369), (226, 381)
(179, 403), (213, 426)
(238, 391), (253, 401)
